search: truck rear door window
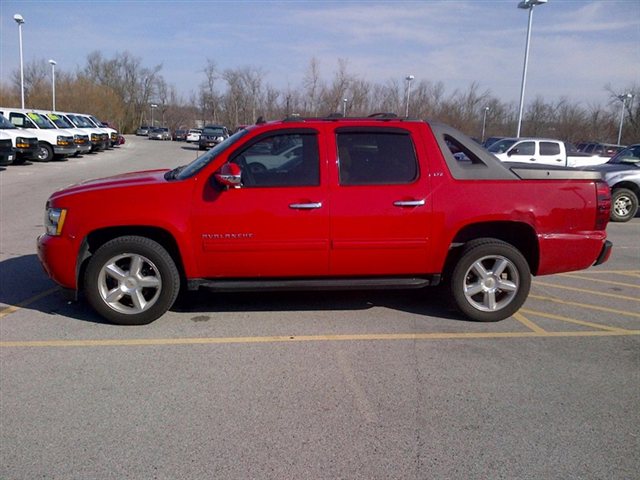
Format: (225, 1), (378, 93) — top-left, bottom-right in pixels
(337, 131), (417, 185)
(540, 142), (561, 156)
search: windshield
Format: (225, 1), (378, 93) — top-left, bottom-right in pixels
(0, 114), (17, 129)
(68, 115), (95, 128)
(203, 127), (225, 136)
(175, 129), (249, 180)
(488, 139), (518, 153)
(609, 145), (640, 164)
(46, 113), (74, 129)
(26, 112), (56, 129)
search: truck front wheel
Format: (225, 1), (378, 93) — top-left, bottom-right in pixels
(610, 188), (638, 222)
(36, 143), (53, 162)
(449, 239), (531, 322)
(84, 236), (180, 325)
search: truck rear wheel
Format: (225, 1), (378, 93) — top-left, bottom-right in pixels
(449, 239), (531, 322)
(610, 188), (638, 222)
(84, 236), (180, 325)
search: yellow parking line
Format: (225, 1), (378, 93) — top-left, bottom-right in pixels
(520, 309), (629, 332)
(558, 274), (640, 289)
(513, 312), (547, 333)
(533, 281), (640, 302)
(529, 294), (640, 318)
(0, 287), (60, 319)
(2, 330), (639, 348)
(569, 270), (640, 276)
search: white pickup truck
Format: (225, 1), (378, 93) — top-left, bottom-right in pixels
(488, 138), (606, 168)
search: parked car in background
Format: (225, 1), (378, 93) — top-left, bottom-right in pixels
(483, 136), (504, 148)
(488, 137), (606, 167)
(172, 129), (188, 141)
(198, 125), (229, 150)
(136, 126), (151, 136)
(579, 142), (626, 158)
(585, 144), (640, 222)
(0, 113), (38, 164)
(0, 107), (76, 162)
(148, 127), (171, 140)
(186, 128), (202, 143)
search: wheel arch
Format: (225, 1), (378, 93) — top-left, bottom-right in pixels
(77, 226), (186, 292)
(444, 221), (539, 277)
(611, 181), (640, 198)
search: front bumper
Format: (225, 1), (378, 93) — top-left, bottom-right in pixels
(37, 234), (78, 290)
(16, 145), (38, 160)
(0, 149), (15, 166)
(53, 145), (77, 156)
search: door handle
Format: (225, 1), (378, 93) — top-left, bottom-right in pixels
(289, 202), (323, 209)
(529, 158), (536, 162)
(393, 199), (425, 207)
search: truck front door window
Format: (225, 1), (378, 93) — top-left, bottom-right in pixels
(232, 133), (320, 187)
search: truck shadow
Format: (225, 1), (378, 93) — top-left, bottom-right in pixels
(173, 287), (464, 321)
(0, 255), (465, 323)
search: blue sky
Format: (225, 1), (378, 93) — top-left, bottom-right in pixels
(1, 0), (638, 107)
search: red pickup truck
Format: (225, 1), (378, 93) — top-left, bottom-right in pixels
(37, 116), (612, 325)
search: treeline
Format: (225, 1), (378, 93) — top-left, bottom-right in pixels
(1, 51), (638, 144)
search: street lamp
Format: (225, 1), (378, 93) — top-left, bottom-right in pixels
(617, 93), (633, 145)
(342, 98), (347, 117)
(14, 13), (25, 109)
(516, 0), (548, 138)
(405, 75), (415, 117)
(48, 60), (57, 111)
(150, 103), (158, 127)
(481, 106), (490, 143)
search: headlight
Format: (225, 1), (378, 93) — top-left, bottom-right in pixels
(45, 207), (67, 236)
(16, 136), (30, 149)
(57, 136), (73, 146)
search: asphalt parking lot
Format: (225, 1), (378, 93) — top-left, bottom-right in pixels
(1, 136), (638, 479)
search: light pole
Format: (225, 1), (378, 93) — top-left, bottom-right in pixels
(14, 14), (25, 109)
(48, 59), (57, 111)
(617, 93), (633, 145)
(150, 103), (158, 127)
(481, 106), (490, 143)
(405, 75), (415, 117)
(516, 0), (547, 138)
(342, 98), (347, 117)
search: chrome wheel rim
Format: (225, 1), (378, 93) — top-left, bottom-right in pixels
(97, 253), (162, 315)
(614, 195), (632, 217)
(37, 147), (49, 161)
(463, 255), (519, 312)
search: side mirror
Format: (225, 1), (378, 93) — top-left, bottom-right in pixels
(507, 148), (516, 157)
(214, 163), (242, 188)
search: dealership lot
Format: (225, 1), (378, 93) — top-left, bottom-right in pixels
(1, 137), (638, 479)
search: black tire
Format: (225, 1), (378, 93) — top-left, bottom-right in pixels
(610, 188), (638, 222)
(36, 143), (54, 162)
(84, 236), (180, 325)
(449, 238), (531, 322)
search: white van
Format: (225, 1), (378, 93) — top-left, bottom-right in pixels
(0, 113), (38, 164)
(0, 107), (76, 161)
(32, 110), (91, 156)
(85, 114), (119, 147)
(55, 112), (109, 151)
